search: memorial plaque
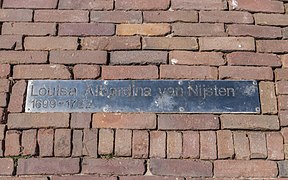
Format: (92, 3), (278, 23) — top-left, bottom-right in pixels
(25, 80), (261, 113)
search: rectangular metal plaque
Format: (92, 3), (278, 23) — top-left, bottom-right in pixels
(25, 80), (261, 113)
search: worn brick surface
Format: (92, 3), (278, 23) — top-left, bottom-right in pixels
(72, 130), (83, 157)
(0, 9), (33, 22)
(259, 82), (278, 114)
(59, 0), (113, 10)
(276, 69), (288, 81)
(98, 129), (114, 155)
(115, 0), (170, 10)
(132, 130), (149, 158)
(50, 51), (107, 64)
(219, 66), (273, 80)
(277, 81), (288, 95)
(255, 14), (288, 26)
(71, 113), (91, 129)
(3, 0), (58, 9)
(0, 125), (5, 141)
(144, 11), (198, 23)
(200, 11), (253, 24)
(117, 24), (170, 36)
(173, 23), (225, 37)
(280, 111), (288, 127)
(227, 25), (282, 38)
(143, 37), (198, 50)
(0, 93), (7, 107)
(0, 35), (23, 50)
(150, 131), (166, 158)
(171, 0), (227, 10)
(21, 130), (37, 156)
(167, 131), (182, 158)
(0, 51), (48, 64)
(74, 64), (100, 79)
(54, 129), (71, 157)
(25, 37), (78, 50)
(82, 129), (98, 157)
(0, 158), (14, 175)
(200, 131), (217, 160)
(279, 95), (288, 110)
(233, 132), (250, 160)
(38, 129), (54, 157)
(4, 130), (21, 156)
(217, 130), (234, 159)
(59, 23), (115, 36)
(91, 11), (142, 23)
(282, 55), (288, 68)
(248, 132), (267, 159)
(2, 23), (56, 36)
(8, 80), (26, 113)
(257, 40), (288, 53)
(278, 161), (288, 177)
(0, 79), (9, 93)
(182, 131), (200, 159)
(115, 129), (132, 157)
(267, 132), (284, 160)
(228, 0), (284, 13)
(34, 10), (89, 22)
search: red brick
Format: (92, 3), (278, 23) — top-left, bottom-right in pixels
(257, 40), (288, 53)
(172, 0), (227, 10)
(227, 52), (281, 67)
(160, 65), (218, 79)
(144, 11), (198, 23)
(81, 37), (141, 50)
(82, 129), (98, 158)
(0, 64), (10, 78)
(200, 37), (255, 51)
(143, 37), (198, 50)
(91, 11), (142, 23)
(182, 131), (199, 159)
(21, 130), (37, 156)
(259, 82), (278, 114)
(158, 114), (219, 130)
(38, 129), (54, 157)
(54, 129), (71, 157)
(102, 66), (158, 80)
(150, 131), (166, 158)
(13, 65), (71, 80)
(248, 132), (267, 159)
(267, 132), (284, 160)
(279, 95), (288, 110)
(282, 55), (288, 68)
(200, 131), (217, 160)
(0, 51), (48, 64)
(255, 14), (288, 26)
(115, 0), (169, 10)
(2, 23), (56, 36)
(0, 158), (14, 175)
(59, 0), (113, 10)
(0, 177), (49, 180)
(280, 111), (288, 127)
(93, 113), (156, 129)
(50, 51), (107, 64)
(74, 65), (100, 80)
(217, 130), (234, 159)
(0, 125), (5, 140)
(17, 158), (80, 175)
(221, 115), (279, 130)
(5, 130), (20, 156)
(7, 113), (69, 129)
(0, 35), (22, 50)
(71, 113), (91, 129)
(228, 0), (284, 12)
(167, 131), (182, 158)
(0, 9), (33, 22)
(200, 11), (253, 24)
(132, 130), (149, 158)
(0, 93), (7, 107)
(25, 37), (78, 50)
(233, 132), (250, 160)
(72, 130), (83, 157)
(227, 25), (282, 38)
(277, 81), (288, 95)
(282, 128), (288, 144)
(276, 69), (288, 81)
(53, 176), (116, 180)
(3, 0), (58, 8)
(0, 79), (9, 93)
(34, 10), (89, 22)
(219, 66), (273, 80)
(150, 159), (212, 177)
(169, 51), (225, 66)
(214, 160), (278, 178)
(59, 23), (115, 36)
(110, 51), (167, 64)
(121, 177), (184, 180)
(117, 24), (170, 36)
(8, 80), (26, 113)
(115, 129), (132, 157)
(98, 129), (114, 155)
(173, 23), (225, 37)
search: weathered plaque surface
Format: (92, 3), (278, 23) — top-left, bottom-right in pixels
(25, 80), (261, 113)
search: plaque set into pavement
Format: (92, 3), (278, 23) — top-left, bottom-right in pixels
(25, 80), (261, 113)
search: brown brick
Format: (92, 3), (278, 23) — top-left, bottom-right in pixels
(5, 130), (20, 156)
(38, 129), (54, 157)
(54, 129), (71, 157)
(227, 52), (281, 67)
(0, 9), (33, 22)
(200, 131), (217, 160)
(81, 37), (141, 50)
(93, 113), (156, 129)
(227, 25), (282, 38)
(200, 11), (253, 24)
(0, 177), (49, 180)
(221, 115), (279, 130)
(144, 11), (198, 23)
(34, 10), (89, 22)
(0, 51), (48, 64)
(115, 0), (169, 10)
(248, 132), (267, 159)
(160, 65), (218, 79)
(50, 51), (107, 64)
(115, 129), (132, 157)
(0, 125), (5, 140)
(25, 37), (78, 50)
(59, 0), (113, 10)
(150, 131), (166, 158)
(117, 24), (170, 36)
(98, 129), (114, 155)
(110, 51), (167, 65)
(214, 160), (278, 178)
(74, 65), (100, 80)
(257, 40), (288, 53)
(82, 129), (98, 158)
(72, 130), (83, 157)
(0, 64), (10, 78)
(279, 95), (288, 110)
(167, 131), (182, 159)
(59, 23), (115, 36)
(2, 23), (56, 36)
(182, 131), (199, 159)
(0, 140), (3, 157)
(200, 37), (255, 51)
(21, 130), (37, 156)
(53, 176), (117, 180)
(3, 0), (58, 8)
(277, 81), (288, 95)
(228, 0), (284, 12)
(172, 0), (227, 10)
(132, 130), (149, 158)
(102, 66), (158, 80)
(0, 108), (4, 124)
(150, 159), (212, 177)
(267, 132), (284, 160)
(121, 177), (184, 180)
(8, 113), (69, 129)
(0, 158), (14, 175)
(219, 66), (273, 80)
(255, 13), (288, 26)
(71, 113), (91, 129)
(217, 130), (234, 159)
(91, 11), (142, 23)
(169, 51), (225, 66)
(0, 35), (22, 50)
(282, 128), (288, 144)
(233, 132), (250, 160)
(280, 111), (288, 127)
(143, 37), (198, 50)
(82, 158), (145, 175)
(173, 23), (225, 37)
(17, 158), (80, 175)
(276, 69), (288, 81)
(0, 93), (7, 107)
(284, 27), (288, 39)
(259, 82), (277, 114)
(0, 79), (9, 93)
(8, 80), (26, 113)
